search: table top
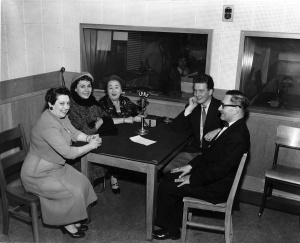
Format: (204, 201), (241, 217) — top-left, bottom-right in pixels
(89, 122), (192, 165)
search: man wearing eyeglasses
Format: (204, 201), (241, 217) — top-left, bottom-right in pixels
(153, 90), (250, 240)
(163, 74), (222, 174)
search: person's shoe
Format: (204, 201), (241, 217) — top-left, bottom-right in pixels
(153, 228), (180, 240)
(81, 218), (91, 225)
(110, 176), (120, 194)
(75, 224), (88, 232)
(60, 226), (85, 238)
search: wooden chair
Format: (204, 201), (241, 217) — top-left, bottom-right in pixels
(0, 124), (41, 243)
(258, 125), (300, 218)
(181, 153), (248, 243)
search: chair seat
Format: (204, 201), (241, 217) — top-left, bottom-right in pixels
(183, 197), (226, 208)
(6, 179), (40, 203)
(266, 165), (300, 186)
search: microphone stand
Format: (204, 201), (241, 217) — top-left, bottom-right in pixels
(136, 91), (150, 135)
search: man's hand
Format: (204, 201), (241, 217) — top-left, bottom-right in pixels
(175, 175), (190, 187)
(204, 128), (220, 142)
(171, 165), (192, 178)
(185, 97), (198, 114)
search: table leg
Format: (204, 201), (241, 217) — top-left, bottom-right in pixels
(146, 164), (157, 241)
(81, 155), (91, 179)
(81, 155), (92, 222)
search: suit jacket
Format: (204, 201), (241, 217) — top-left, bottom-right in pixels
(188, 118), (250, 204)
(172, 97), (222, 153)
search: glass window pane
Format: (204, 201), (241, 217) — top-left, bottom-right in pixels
(80, 25), (211, 99)
(239, 34), (300, 112)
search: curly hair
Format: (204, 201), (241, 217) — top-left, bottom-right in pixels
(44, 86), (70, 109)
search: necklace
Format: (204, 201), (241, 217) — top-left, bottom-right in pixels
(47, 109), (71, 134)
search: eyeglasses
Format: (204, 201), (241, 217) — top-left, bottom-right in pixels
(221, 103), (241, 109)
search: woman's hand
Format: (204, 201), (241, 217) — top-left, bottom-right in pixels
(133, 116), (142, 122)
(124, 117), (134, 124)
(88, 135), (102, 149)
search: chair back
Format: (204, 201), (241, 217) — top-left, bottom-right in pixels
(226, 153), (247, 209)
(276, 125), (300, 149)
(0, 125), (28, 193)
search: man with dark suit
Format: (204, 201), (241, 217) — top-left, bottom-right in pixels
(153, 90), (250, 240)
(163, 74), (222, 173)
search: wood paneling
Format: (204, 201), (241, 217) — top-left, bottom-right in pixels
(246, 114), (300, 179)
(0, 72), (61, 101)
(0, 71), (77, 142)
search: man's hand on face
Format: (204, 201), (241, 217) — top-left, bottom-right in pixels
(186, 97), (198, 113)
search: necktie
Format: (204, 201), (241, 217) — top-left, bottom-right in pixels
(200, 106), (207, 147)
(223, 121), (229, 127)
(215, 122), (229, 140)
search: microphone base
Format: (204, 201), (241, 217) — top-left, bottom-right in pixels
(136, 128), (149, 135)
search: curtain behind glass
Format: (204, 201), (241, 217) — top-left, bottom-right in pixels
(83, 29), (96, 77)
(83, 29), (111, 84)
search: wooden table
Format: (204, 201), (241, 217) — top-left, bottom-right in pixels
(80, 122), (192, 240)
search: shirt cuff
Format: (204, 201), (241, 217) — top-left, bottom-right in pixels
(184, 109), (192, 117)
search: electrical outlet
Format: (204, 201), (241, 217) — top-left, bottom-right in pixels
(223, 5), (234, 22)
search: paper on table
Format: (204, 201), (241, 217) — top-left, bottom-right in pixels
(130, 135), (157, 146)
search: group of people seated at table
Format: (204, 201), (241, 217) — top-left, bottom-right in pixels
(68, 73), (141, 194)
(20, 71), (250, 240)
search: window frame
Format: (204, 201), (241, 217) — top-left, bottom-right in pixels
(79, 24), (213, 102)
(235, 30), (300, 116)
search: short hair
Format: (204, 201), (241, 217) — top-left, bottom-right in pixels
(226, 90), (249, 110)
(193, 74), (214, 90)
(70, 75), (94, 95)
(45, 86), (70, 109)
(105, 75), (125, 91)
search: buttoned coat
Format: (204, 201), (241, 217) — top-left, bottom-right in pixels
(21, 110), (97, 225)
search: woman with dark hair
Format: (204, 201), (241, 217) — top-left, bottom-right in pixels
(21, 86), (100, 238)
(68, 72), (117, 193)
(99, 75), (141, 123)
(98, 75), (142, 193)
(68, 73), (120, 194)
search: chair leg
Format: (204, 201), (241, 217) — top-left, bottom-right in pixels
(30, 203), (40, 243)
(230, 215), (233, 242)
(225, 213), (232, 243)
(2, 199), (9, 235)
(181, 203), (188, 243)
(258, 180), (270, 217)
(267, 184), (273, 199)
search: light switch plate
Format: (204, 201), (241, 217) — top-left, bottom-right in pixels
(223, 5), (234, 22)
